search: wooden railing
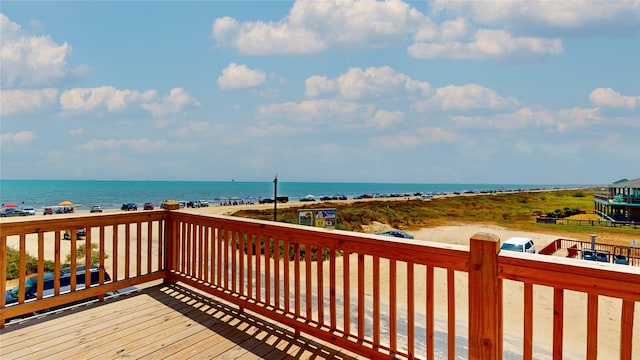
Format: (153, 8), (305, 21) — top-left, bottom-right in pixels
(2, 210), (639, 359)
(0, 211), (167, 324)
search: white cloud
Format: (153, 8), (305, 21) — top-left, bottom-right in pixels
(414, 84), (518, 112)
(370, 133), (421, 149)
(0, 88), (58, 116)
(75, 138), (168, 153)
(60, 86), (156, 114)
(59, 86), (201, 118)
(217, 63), (267, 90)
(306, 66), (431, 100)
(414, 17), (470, 42)
(69, 128), (84, 136)
(211, 0), (424, 55)
(429, 1), (640, 31)
(408, 29), (562, 60)
(589, 88), (639, 110)
(369, 110), (404, 129)
(0, 131), (36, 145)
(451, 106), (601, 132)
(142, 88), (200, 117)
(0, 13), (89, 87)
(416, 126), (459, 143)
(258, 99), (375, 124)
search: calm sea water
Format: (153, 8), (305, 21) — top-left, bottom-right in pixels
(0, 180), (589, 211)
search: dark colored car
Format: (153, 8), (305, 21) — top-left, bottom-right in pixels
(121, 203), (137, 211)
(1, 208), (25, 217)
(43, 207), (54, 215)
(376, 230), (414, 239)
(63, 228), (87, 240)
(5, 265), (111, 305)
(143, 202), (154, 210)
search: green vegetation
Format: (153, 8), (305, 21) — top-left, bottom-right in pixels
(232, 189), (638, 244)
(6, 243), (104, 281)
(5, 248), (56, 280)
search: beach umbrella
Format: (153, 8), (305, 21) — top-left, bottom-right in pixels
(2, 203), (18, 208)
(58, 200), (74, 206)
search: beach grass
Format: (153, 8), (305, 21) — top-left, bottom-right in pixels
(232, 188), (639, 245)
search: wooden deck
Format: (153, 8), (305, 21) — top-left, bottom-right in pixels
(0, 283), (364, 360)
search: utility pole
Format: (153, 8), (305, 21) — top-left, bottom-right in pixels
(273, 174), (278, 222)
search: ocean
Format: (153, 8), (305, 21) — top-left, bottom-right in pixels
(0, 179), (589, 212)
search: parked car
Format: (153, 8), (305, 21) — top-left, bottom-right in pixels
(500, 237), (536, 254)
(143, 202), (154, 210)
(22, 207), (36, 216)
(43, 207), (54, 215)
(90, 205), (103, 213)
(64, 228), (87, 240)
(376, 230), (414, 239)
(198, 200), (209, 207)
(0, 208), (25, 217)
(5, 265), (111, 305)
(121, 203), (137, 211)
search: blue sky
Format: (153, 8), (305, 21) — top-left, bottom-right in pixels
(1, 1), (638, 184)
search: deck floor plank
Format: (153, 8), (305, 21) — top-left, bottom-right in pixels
(0, 283), (360, 360)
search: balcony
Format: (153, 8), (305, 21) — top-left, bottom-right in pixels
(1, 210), (639, 359)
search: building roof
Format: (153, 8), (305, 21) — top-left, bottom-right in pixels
(609, 178), (640, 188)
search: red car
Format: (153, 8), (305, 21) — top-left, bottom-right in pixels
(143, 202), (154, 210)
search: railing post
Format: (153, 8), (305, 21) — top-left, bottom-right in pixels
(468, 232), (502, 360)
(163, 201), (180, 284)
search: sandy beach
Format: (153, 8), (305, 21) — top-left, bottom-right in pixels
(3, 200), (638, 358)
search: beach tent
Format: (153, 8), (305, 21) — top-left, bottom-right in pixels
(58, 200), (74, 206)
(2, 203), (18, 208)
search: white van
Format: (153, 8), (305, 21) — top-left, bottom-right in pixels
(500, 237), (536, 254)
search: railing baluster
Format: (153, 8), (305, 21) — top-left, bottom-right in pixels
(86, 227), (92, 287)
(330, 245), (336, 329)
(274, 238), (280, 309)
(524, 283), (534, 359)
(587, 294), (598, 360)
(0, 235), (5, 309)
(358, 253), (365, 340)
(344, 250), (351, 335)
(284, 240), (290, 313)
(37, 232), (44, 299)
(306, 243), (312, 320)
(294, 242), (301, 318)
(224, 230), (230, 290)
(238, 229), (244, 295)
(426, 265), (434, 360)
(124, 223), (130, 279)
(247, 233), (252, 299)
(147, 221), (153, 274)
(373, 255), (380, 347)
(447, 269), (455, 360)
(552, 288), (563, 360)
(265, 236), (272, 306)
(99, 225), (105, 287)
(70, 232), (77, 290)
(231, 228), (237, 293)
(112, 224), (118, 282)
(620, 299), (635, 359)
(256, 234), (262, 303)
(216, 227), (223, 286)
(408, 261), (415, 358)
(317, 245), (324, 326)
(390, 258), (397, 353)
(137, 221), (142, 277)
